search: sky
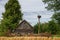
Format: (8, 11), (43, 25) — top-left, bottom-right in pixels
(0, 0), (53, 26)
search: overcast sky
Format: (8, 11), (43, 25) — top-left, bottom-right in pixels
(0, 0), (53, 26)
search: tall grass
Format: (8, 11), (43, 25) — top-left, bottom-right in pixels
(0, 37), (60, 40)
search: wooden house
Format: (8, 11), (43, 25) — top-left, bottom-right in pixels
(14, 20), (33, 36)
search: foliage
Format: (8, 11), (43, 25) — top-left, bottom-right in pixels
(48, 20), (59, 34)
(34, 23), (43, 34)
(41, 23), (49, 32)
(34, 23), (48, 34)
(43, 0), (60, 24)
(0, 0), (22, 35)
(34, 20), (59, 34)
(43, 0), (60, 11)
(52, 12), (60, 24)
(42, 0), (60, 35)
(34, 24), (38, 34)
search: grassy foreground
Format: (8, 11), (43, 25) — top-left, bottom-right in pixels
(0, 37), (60, 40)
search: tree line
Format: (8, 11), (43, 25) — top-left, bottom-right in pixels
(34, 20), (60, 35)
(34, 0), (60, 35)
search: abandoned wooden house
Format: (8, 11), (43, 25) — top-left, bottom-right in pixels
(13, 20), (33, 36)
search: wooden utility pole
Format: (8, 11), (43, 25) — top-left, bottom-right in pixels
(37, 15), (41, 34)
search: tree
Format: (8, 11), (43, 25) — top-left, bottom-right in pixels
(48, 20), (58, 34)
(43, 0), (60, 11)
(34, 23), (48, 34)
(43, 0), (60, 24)
(34, 23), (43, 34)
(52, 12), (60, 24)
(34, 21), (59, 34)
(0, 0), (23, 35)
(41, 23), (49, 33)
(34, 24), (38, 34)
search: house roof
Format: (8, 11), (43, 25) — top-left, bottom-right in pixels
(17, 20), (33, 29)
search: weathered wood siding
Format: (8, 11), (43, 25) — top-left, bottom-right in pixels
(14, 20), (33, 36)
